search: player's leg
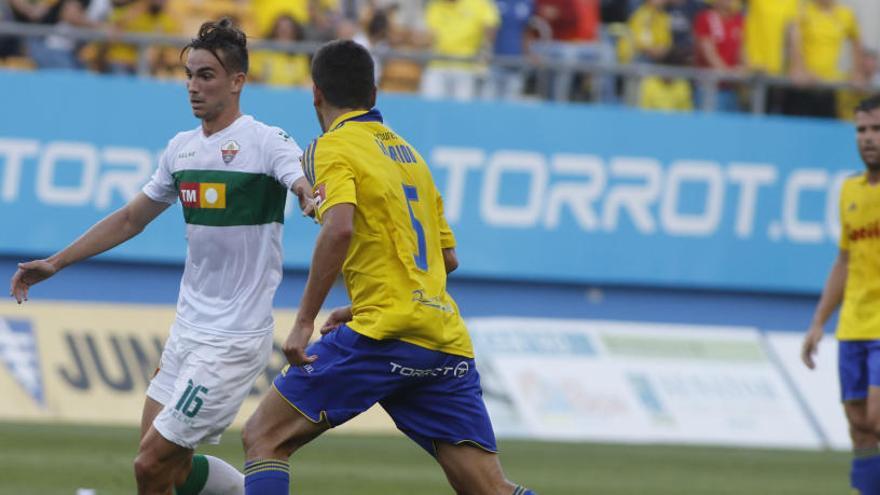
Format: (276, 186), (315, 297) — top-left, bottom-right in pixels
(135, 425), (195, 495)
(241, 387), (329, 494)
(435, 443), (522, 495)
(138, 326), (272, 495)
(381, 352), (536, 495)
(141, 396), (165, 440)
(241, 325), (395, 494)
(842, 341), (880, 494)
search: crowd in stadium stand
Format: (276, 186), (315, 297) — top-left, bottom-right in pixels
(0, 0), (878, 119)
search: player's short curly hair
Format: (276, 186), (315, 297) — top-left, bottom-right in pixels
(856, 94), (880, 114)
(311, 40), (375, 109)
(181, 18), (249, 74)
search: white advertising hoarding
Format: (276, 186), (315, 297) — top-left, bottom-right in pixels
(471, 318), (823, 449)
(765, 332), (850, 450)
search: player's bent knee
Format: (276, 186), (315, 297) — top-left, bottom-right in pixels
(241, 417), (270, 457)
(133, 452), (164, 485)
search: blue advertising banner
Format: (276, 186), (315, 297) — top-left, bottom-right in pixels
(0, 71), (862, 293)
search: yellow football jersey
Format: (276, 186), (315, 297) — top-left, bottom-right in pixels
(836, 174), (880, 340)
(303, 109), (473, 357)
(744, 0), (801, 75)
(801, 1), (859, 82)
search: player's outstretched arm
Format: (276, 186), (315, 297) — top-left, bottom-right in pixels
(9, 193), (170, 303)
(283, 203), (354, 365)
(802, 249), (849, 369)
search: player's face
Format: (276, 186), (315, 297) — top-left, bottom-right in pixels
(856, 109), (880, 172)
(184, 48), (240, 122)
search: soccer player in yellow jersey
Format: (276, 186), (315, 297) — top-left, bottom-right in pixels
(241, 40), (537, 495)
(802, 94), (880, 494)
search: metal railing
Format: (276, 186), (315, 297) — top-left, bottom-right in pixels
(1, 20), (877, 115)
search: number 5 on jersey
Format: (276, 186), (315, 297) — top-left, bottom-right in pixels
(402, 184), (428, 271)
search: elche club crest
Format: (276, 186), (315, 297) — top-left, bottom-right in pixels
(221, 140), (240, 164)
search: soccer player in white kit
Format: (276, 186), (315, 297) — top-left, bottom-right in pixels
(9, 19), (311, 495)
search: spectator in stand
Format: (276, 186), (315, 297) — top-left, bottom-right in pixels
(251, 0), (339, 39)
(9, 0), (106, 69)
(693, 0), (743, 111)
(104, 0), (179, 75)
(666, 0), (702, 63)
(638, 49), (693, 111)
(836, 48), (879, 121)
(303, 0), (342, 42)
(620, 0), (671, 64)
(0, 0), (22, 60)
(536, 0), (599, 43)
(166, 0), (253, 42)
(420, 0), (499, 101)
(485, 0), (534, 100)
(533, 0), (602, 101)
(353, 4), (395, 84)
(787, 0), (863, 118)
(743, 0), (804, 113)
(866, 49), (880, 88)
(600, 0), (631, 23)
(250, 14), (311, 87)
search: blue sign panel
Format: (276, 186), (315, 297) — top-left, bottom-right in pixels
(0, 71), (862, 293)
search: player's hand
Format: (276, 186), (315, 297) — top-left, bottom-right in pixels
(292, 178), (316, 219)
(10, 259), (57, 304)
(300, 196), (316, 219)
(283, 321), (318, 366)
(320, 306), (353, 335)
(801, 324), (824, 370)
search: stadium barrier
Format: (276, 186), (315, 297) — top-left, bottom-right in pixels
(0, 300), (395, 434)
(0, 70), (859, 294)
(0, 302), (847, 450)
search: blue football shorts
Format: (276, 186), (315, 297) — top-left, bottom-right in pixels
(273, 324), (497, 456)
(838, 340), (880, 402)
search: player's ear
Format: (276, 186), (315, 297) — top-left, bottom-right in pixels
(231, 71), (246, 94)
(313, 85), (323, 108)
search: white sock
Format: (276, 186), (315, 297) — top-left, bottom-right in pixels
(201, 455), (244, 495)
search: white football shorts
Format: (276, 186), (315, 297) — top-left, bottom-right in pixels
(146, 322), (274, 449)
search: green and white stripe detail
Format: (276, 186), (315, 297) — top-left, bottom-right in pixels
(173, 169), (287, 227)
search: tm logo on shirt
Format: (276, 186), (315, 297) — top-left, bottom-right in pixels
(179, 182), (226, 209)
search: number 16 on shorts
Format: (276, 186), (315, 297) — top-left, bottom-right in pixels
(175, 379), (209, 418)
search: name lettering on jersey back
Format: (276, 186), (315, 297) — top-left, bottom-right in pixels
(179, 182), (227, 209)
(375, 139), (418, 165)
(848, 221), (880, 242)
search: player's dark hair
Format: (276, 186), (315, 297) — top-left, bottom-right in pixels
(856, 94), (880, 114)
(311, 40), (375, 109)
(181, 18), (249, 74)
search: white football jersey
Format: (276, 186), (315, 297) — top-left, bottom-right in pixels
(143, 115), (304, 335)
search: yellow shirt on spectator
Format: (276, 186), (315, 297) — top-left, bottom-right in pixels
(800, 1), (858, 82)
(744, 0), (801, 75)
(620, 4), (671, 63)
(252, 0), (338, 37)
(167, 0), (254, 38)
(250, 50), (310, 87)
(639, 76), (693, 112)
(425, 0), (499, 66)
(836, 174), (880, 340)
(106, 6), (179, 67)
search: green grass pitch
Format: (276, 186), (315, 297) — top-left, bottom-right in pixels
(0, 422), (853, 494)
